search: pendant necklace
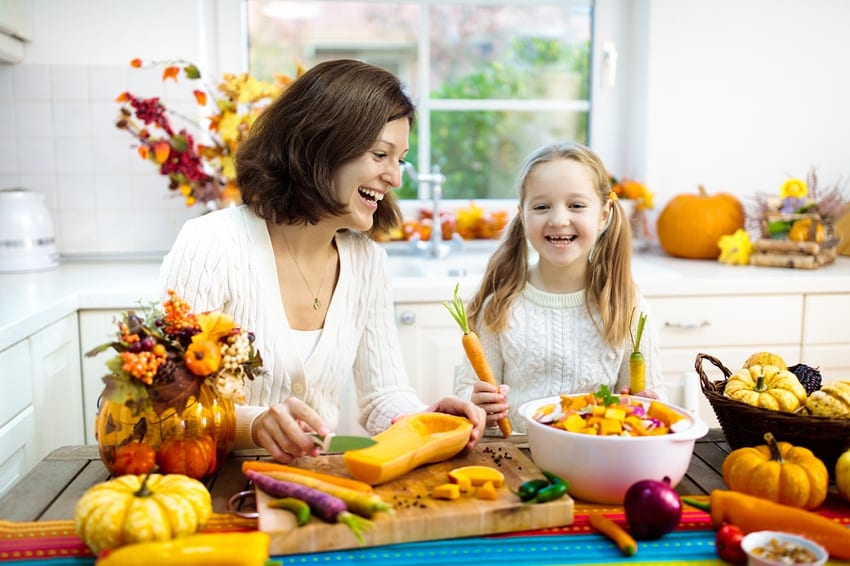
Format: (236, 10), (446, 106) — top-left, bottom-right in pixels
(282, 234), (333, 310)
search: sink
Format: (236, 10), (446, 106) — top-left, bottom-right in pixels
(388, 255), (490, 279)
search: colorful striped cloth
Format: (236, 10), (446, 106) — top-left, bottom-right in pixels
(2, 497), (848, 566)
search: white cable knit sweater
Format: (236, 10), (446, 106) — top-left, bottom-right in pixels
(454, 283), (665, 434)
(159, 206), (426, 449)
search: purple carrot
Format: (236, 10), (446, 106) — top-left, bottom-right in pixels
(246, 469), (373, 542)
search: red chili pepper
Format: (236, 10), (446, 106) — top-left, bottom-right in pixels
(715, 523), (747, 565)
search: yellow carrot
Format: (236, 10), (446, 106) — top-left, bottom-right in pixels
(444, 283), (512, 438)
(241, 460), (373, 492)
(261, 470), (394, 518)
(589, 512), (637, 556)
(629, 310), (648, 394)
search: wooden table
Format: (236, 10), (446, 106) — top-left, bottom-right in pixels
(0, 429), (731, 523)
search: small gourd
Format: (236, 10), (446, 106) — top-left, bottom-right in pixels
(722, 432), (828, 510)
(156, 436), (217, 479)
(74, 472), (212, 554)
(343, 413), (473, 485)
(805, 380), (850, 418)
(837, 448), (850, 504)
(723, 364), (807, 412)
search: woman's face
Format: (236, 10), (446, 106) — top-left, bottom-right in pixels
(331, 117), (409, 232)
(520, 158), (610, 270)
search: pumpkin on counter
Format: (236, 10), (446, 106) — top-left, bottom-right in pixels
(74, 472), (212, 554)
(722, 432), (828, 509)
(656, 185), (745, 259)
(723, 364), (807, 412)
(343, 413), (473, 485)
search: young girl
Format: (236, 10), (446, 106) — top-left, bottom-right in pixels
(454, 142), (664, 434)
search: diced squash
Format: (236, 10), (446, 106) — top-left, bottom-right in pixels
(476, 480), (497, 500)
(591, 405), (607, 417)
(603, 407), (626, 421)
(343, 413), (473, 485)
(647, 401), (685, 427)
(598, 418), (623, 436)
(562, 413), (585, 432)
(452, 473), (472, 493)
(432, 483), (461, 500)
(448, 465), (505, 488)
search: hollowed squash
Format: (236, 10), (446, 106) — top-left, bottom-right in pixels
(343, 413), (473, 485)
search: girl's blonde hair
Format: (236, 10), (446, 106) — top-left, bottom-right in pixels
(467, 142), (638, 347)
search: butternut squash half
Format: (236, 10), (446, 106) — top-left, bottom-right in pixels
(343, 413), (473, 485)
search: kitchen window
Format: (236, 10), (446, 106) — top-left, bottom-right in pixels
(246, 0), (593, 201)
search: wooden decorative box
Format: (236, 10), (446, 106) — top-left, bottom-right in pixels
(751, 212), (839, 269)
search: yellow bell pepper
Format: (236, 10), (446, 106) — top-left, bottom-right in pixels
(95, 531), (271, 566)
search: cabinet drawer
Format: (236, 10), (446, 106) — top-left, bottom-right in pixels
(0, 340), (32, 427)
(649, 295), (803, 348)
(803, 294), (850, 345)
(0, 406), (35, 498)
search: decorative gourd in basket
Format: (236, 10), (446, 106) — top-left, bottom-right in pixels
(695, 352), (850, 475)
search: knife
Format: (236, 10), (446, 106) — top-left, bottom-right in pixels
(310, 433), (376, 453)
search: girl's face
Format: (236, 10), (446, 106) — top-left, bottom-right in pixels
(520, 158), (611, 270)
(331, 117), (409, 232)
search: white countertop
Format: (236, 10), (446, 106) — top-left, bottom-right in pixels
(2, 249), (850, 351)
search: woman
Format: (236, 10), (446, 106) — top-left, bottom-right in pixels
(160, 59), (485, 462)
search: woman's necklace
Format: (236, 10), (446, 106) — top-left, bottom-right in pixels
(281, 234), (333, 310)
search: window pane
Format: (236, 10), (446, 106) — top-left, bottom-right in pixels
(429, 109), (589, 199)
(246, 0), (592, 202)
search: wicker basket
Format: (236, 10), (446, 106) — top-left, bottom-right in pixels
(695, 352), (850, 474)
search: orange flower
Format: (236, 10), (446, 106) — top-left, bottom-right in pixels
(162, 65), (180, 82)
(130, 58), (142, 69)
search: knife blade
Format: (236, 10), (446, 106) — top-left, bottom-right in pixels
(310, 433), (376, 453)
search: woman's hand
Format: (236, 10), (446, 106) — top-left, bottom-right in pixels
(251, 398), (331, 463)
(471, 381), (510, 428)
(426, 395), (487, 449)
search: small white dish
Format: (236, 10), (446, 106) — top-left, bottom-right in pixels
(741, 530), (827, 566)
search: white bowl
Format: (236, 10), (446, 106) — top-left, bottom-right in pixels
(518, 394), (708, 504)
(741, 531), (827, 566)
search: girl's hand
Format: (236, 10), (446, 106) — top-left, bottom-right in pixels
(252, 398), (331, 463)
(619, 386), (660, 399)
(426, 395), (487, 449)
(470, 381), (510, 429)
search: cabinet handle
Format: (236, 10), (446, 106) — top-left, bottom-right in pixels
(664, 320), (710, 330)
(399, 311), (416, 325)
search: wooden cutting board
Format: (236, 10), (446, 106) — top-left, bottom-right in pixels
(255, 441), (574, 555)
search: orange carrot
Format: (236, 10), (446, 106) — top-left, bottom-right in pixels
(444, 283), (512, 438)
(241, 460), (373, 492)
(589, 512), (637, 556)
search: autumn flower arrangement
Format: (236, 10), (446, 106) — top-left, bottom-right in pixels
(116, 58), (301, 209)
(609, 175), (654, 211)
(86, 290), (264, 416)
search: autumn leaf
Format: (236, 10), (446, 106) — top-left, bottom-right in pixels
(115, 91), (130, 102)
(193, 89), (207, 106)
(196, 311), (236, 342)
(183, 63), (201, 80)
(162, 65), (180, 82)
(130, 58), (142, 68)
(137, 145), (150, 160)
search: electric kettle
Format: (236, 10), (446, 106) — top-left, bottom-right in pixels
(0, 188), (59, 272)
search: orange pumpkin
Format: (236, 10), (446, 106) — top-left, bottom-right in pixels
(184, 339), (221, 376)
(112, 441), (157, 476)
(156, 436), (217, 479)
(656, 185), (745, 259)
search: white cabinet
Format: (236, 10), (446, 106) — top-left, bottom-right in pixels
(394, 302), (464, 405)
(801, 293), (850, 384)
(0, 339), (36, 498)
(29, 314), (84, 459)
(647, 294), (804, 427)
(0, 313), (82, 497)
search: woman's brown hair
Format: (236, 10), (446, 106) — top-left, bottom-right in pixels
(236, 59), (415, 235)
(468, 142), (638, 347)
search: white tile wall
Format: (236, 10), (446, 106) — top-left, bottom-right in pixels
(0, 63), (199, 257)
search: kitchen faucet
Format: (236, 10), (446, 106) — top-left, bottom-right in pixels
(401, 163), (463, 259)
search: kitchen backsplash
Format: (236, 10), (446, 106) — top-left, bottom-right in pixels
(0, 63), (199, 257)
